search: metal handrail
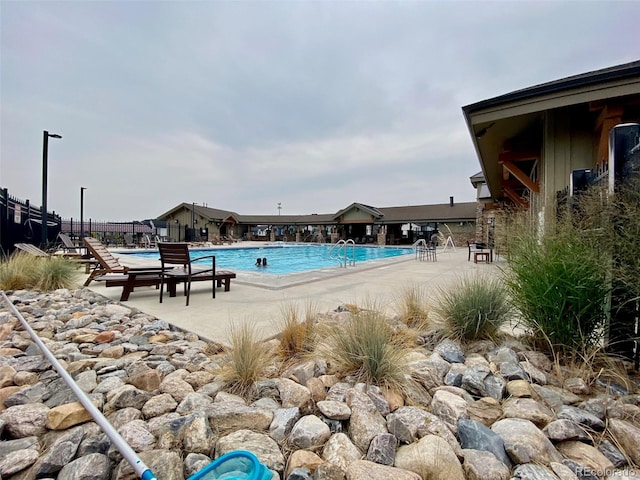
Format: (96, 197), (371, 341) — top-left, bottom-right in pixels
(329, 239), (356, 267)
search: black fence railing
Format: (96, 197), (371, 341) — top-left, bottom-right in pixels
(60, 219), (154, 248)
(0, 187), (61, 254)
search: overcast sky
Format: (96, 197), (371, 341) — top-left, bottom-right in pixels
(1, 1), (639, 221)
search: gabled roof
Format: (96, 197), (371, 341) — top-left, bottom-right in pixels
(158, 203), (240, 223)
(334, 202), (385, 220)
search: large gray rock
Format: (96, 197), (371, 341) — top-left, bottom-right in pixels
(114, 449), (184, 480)
(491, 418), (563, 466)
(0, 448), (40, 478)
(34, 425), (85, 476)
(321, 432), (362, 471)
(556, 405), (605, 431)
(0, 402), (50, 437)
(542, 419), (590, 443)
(457, 418), (511, 467)
(205, 402), (273, 431)
(317, 400), (351, 420)
(269, 407), (300, 443)
(348, 403), (387, 452)
(56, 453), (111, 480)
(216, 429), (285, 473)
(462, 449), (510, 480)
(501, 397), (555, 427)
(366, 433), (397, 466)
(430, 389), (469, 433)
(289, 415), (332, 449)
(434, 339), (465, 363)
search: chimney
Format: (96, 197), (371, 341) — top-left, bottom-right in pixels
(450, 196), (454, 207)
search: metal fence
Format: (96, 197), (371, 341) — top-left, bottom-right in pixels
(0, 187), (61, 254)
(60, 219), (153, 247)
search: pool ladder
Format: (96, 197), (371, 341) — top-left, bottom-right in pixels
(329, 239), (356, 268)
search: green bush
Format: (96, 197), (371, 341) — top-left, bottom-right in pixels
(434, 275), (512, 341)
(503, 234), (609, 351)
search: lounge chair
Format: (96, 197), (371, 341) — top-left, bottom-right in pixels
(57, 233), (88, 256)
(82, 237), (162, 286)
(14, 243), (97, 272)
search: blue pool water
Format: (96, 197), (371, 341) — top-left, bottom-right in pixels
(121, 243), (413, 275)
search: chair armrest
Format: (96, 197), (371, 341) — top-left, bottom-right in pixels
(191, 254), (216, 263)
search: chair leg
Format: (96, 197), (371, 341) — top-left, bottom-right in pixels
(186, 279), (191, 306)
(159, 276), (164, 303)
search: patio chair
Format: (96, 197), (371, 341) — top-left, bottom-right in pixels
(82, 237), (161, 286)
(14, 242), (98, 272)
(14, 243), (50, 257)
(158, 242), (216, 306)
(57, 233), (87, 256)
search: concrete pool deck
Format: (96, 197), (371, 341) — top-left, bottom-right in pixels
(85, 242), (503, 344)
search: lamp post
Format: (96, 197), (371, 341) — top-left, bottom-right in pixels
(80, 187), (87, 242)
(277, 202), (282, 215)
(42, 130), (62, 248)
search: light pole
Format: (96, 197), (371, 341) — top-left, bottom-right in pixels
(80, 187), (87, 242)
(42, 130), (62, 248)
(277, 202), (282, 215)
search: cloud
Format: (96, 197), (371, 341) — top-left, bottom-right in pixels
(1, 1), (639, 220)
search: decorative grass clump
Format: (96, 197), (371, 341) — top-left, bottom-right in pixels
(0, 251), (40, 290)
(394, 284), (430, 330)
(220, 322), (270, 397)
(36, 255), (78, 290)
(503, 234), (609, 352)
(322, 308), (409, 390)
(0, 251), (77, 291)
(277, 301), (317, 361)
(434, 275), (512, 342)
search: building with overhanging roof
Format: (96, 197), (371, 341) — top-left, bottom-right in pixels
(157, 198), (477, 246)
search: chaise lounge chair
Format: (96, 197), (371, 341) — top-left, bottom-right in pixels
(14, 242), (98, 272)
(57, 233), (88, 257)
(82, 237), (162, 286)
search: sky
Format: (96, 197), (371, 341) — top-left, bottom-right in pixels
(1, 1), (639, 222)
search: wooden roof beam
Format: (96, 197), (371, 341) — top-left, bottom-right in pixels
(503, 185), (528, 208)
(500, 160), (540, 193)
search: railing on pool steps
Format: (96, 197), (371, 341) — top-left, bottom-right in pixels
(329, 239), (356, 268)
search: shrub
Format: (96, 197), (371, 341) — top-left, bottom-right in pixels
(220, 322), (270, 396)
(321, 308), (409, 389)
(36, 255), (78, 290)
(0, 251), (79, 291)
(434, 275), (512, 342)
(503, 233), (609, 352)
(0, 251), (41, 290)
(394, 284), (429, 330)
(277, 301), (317, 360)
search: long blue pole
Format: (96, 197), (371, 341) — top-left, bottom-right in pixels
(0, 291), (157, 480)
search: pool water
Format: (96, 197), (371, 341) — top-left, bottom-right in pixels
(122, 243), (413, 275)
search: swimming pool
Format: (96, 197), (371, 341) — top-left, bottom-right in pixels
(121, 243), (413, 275)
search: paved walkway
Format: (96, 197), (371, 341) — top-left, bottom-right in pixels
(85, 243), (503, 344)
